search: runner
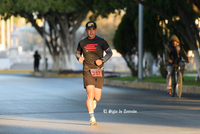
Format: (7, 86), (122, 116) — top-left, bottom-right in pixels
(76, 21), (113, 126)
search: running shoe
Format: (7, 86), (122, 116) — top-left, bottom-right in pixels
(93, 100), (97, 109)
(90, 117), (97, 126)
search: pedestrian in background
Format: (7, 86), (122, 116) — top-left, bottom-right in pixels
(33, 50), (41, 71)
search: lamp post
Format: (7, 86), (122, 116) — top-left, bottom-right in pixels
(138, 0), (144, 80)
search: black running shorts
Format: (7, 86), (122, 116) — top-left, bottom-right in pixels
(83, 70), (104, 89)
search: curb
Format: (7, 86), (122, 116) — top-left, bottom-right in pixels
(104, 79), (200, 94)
(0, 70), (34, 73)
(30, 72), (83, 77)
(0, 70), (83, 77)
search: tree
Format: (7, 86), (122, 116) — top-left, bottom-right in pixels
(133, 0), (200, 78)
(93, 0), (200, 78)
(0, 0), (93, 71)
(112, 0), (169, 77)
(113, 3), (138, 76)
(143, 8), (168, 78)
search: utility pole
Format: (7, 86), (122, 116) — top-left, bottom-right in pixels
(138, 0), (144, 80)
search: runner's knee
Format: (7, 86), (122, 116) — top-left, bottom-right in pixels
(87, 92), (94, 100)
(86, 85), (95, 99)
(95, 96), (101, 101)
(94, 88), (102, 101)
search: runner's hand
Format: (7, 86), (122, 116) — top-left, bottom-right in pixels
(79, 57), (85, 63)
(95, 59), (102, 66)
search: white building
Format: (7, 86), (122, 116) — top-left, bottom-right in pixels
(0, 16), (14, 50)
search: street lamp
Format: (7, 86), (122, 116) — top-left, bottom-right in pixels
(138, 0), (144, 80)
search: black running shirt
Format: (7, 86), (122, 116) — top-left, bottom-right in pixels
(76, 36), (110, 71)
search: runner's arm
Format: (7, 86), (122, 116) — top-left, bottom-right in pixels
(76, 50), (81, 61)
(76, 50), (85, 63)
(101, 48), (113, 63)
(75, 42), (83, 61)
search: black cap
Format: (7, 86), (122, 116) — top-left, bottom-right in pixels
(85, 21), (97, 29)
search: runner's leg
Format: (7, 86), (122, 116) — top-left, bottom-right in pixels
(86, 85), (98, 125)
(94, 88), (102, 101)
(86, 86), (102, 110)
(86, 85), (95, 112)
(93, 88), (102, 110)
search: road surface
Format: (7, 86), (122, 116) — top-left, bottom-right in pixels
(0, 73), (200, 134)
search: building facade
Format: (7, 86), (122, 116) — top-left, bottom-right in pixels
(0, 16), (14, 51)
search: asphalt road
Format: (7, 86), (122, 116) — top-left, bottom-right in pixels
(0, 73), (200, 134)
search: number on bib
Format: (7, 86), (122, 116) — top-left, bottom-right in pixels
(90, 69), (102, 77)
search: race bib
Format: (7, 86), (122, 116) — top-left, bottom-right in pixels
(90, 69), (102, 77)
